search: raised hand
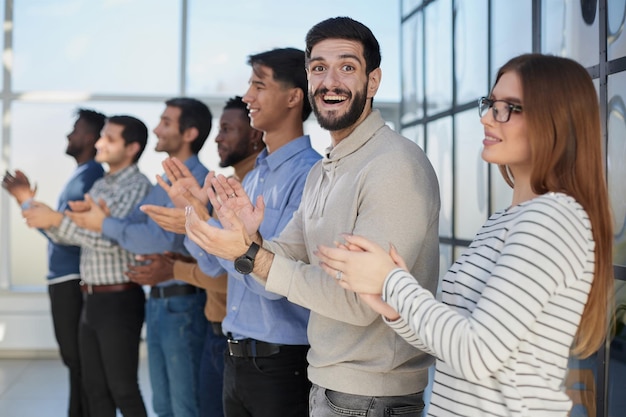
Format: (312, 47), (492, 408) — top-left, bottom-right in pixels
(315, 234), (402, 295)
(185, 203), (250, 261)
(207, 172), (264, 237)
(160, 157), (210, 208)
(2, 169), (37, 204)
(141, 205), (187, 234)
(65, 195), (109, 232)
(142, 186), (210, 234)
(23, 201), (63, 229)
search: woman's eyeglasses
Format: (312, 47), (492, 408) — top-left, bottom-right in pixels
(478, 97), (523, 123)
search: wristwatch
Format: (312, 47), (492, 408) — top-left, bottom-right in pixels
(234, 242), (260, 274)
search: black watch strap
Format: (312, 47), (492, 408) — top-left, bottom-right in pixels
(243, 242), (260, 260)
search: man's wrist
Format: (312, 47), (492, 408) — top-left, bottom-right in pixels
(20, 198), (35, 210)
(52, 211), (64, 228)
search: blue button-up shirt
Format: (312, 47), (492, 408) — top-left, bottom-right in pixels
(186, 136), (321, 345)
(103, 154), (209, 285)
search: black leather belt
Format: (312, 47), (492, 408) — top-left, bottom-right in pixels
(209, 321), (223, 336)
(150, 284), (203, 299)
(227, 338), (281, 358)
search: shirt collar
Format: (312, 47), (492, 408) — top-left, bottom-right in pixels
(104, 164), (140, 183)
(256, 135), (312, 171)
(183, 154), (201, 170)
(324, 109), (385, 161)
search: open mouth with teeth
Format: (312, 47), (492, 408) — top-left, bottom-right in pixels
(323, 95), (348, 104)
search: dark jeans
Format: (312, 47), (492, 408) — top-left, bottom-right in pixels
(79, 286), (147, 417)
(49, 279), (89, 417)
(199, 326), (228, 417)
(223, 344), (310, 417)
(309, 384), (425, 417)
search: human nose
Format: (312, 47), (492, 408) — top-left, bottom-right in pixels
(95, 136), (104, 149)
(480, 109), (495, 127)
(242, 86), (254, 105)
(320, 68), (341, 89)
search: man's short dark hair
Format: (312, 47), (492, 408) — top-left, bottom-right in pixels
(223, 95), (248, 115)
(107, 115), (148, 163)
(247, 48), (311, 121)
(165, 97), (213, 154)
(76, 108), (106, 137)
(305, 17), (381, 75)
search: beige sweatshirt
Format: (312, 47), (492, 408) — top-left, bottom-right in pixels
(264, 110), (441, 396)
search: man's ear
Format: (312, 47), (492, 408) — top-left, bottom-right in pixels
(248, 128), (264, 153)
(287, 87), (304, 109)
(367, 67), (382, 99)
(183, 126), (199, 145)
(125, 141), (141, 161)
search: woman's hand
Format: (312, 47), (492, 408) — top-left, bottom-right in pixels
(315, 234), (406, 294)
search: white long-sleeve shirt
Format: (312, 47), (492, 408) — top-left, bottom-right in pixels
(385, 192), (595, 416)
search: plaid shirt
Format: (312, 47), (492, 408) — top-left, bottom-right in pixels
(46, 164), (152, 285)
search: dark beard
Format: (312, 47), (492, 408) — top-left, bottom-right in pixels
(219, 146), (251, 168)
(65, 144), (79, 158)
(309, 84), (368, 131)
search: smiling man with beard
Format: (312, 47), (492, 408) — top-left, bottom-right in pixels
(183, 17), (441, 417)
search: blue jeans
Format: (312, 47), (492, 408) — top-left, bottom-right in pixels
(199, 326), (227, 417)
(146, 291), (207, 417)
(309, 384), (425, 417)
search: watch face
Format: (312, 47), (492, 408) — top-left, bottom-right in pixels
(235, 257), (253, 274)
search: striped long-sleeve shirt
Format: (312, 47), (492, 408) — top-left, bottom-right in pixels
(385, 192), (595, 417)
(45, 164), (152, 285)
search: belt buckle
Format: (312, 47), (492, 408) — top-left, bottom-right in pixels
(80, 281), (93, 295)
(228, 339), (242, 357)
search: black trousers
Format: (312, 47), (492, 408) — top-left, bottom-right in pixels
(79, 286), (147, 417)
(49, 279), (89, 417)
(223, 344), (310, 417)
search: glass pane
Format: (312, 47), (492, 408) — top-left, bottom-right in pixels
(400, 124), (424, 150)
(454, 110), (487, 240)
(607, 71), (626, 267)
(401, 12), (424, 124)
(491, 0), (532, 83)
(0, 1), (5, 89)
(454, 0), (488, 104)
(437, 243), (453, 298)
(426, 117), (452, 238)
(566, 353), (599, 417)
(425, 0), (452, 114)
(608, 0), (626, 60)
(13, 0), (181, 94)
(490, 164), (513, 213)
(402, 0), (422, 17)
(542, 0), (599, 67)
(187, 0), (400, 101)
(453, 245), (467, 264)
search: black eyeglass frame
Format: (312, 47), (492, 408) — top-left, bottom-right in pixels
(478, 97), (523, 123)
